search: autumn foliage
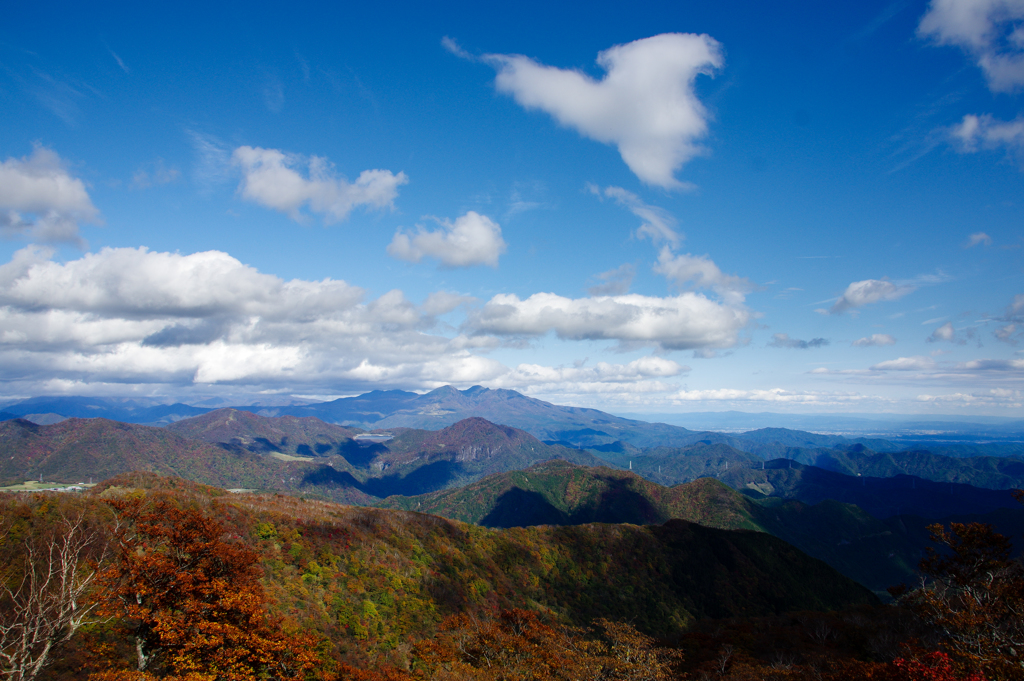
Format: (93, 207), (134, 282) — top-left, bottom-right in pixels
(89, 493), (321, 681)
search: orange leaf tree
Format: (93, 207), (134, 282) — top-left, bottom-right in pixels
(90, 494), (320, 681)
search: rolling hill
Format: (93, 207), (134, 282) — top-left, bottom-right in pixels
(376, 459), (1024, 596)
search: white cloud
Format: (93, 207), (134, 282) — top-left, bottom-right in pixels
(949, 114), (1024, 160)
(387, 211), (507, 268)
(928, 321), (956, 342)
(870, 356), (937, 371)
(485, 33), (723, 188)
(830, 278), (916, 314)
(232, 146), (407, 223)
(0, 146), (100, 245)
(0, 247), (700, 399)
(767, 333), (829, 349)
(853, 333), (897, 346)
(465, 291), (751, 351)
(491, 355), (688, 395)
(0, 246), (503, 391)
(591, 185), (681, 245)
(654, 247), (754, 305)
(918, 0), (1024, 92)
(965, 231), (994, 247)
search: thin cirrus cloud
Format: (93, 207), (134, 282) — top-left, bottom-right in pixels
(387, 211), (508, 268)
(593, 185), (754, 305)
(590, 185), (681, 245)
(852, 333), (897, 347)
(918, 0), (1024, 93)
(232, 146), (408, 224)
(0, 145), (100, 246)
(465, 291), (751, 351)
(475, 33), (723, 189)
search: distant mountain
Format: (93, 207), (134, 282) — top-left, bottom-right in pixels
(166, 408), (361, 459)
(240, 385), (710, 448)
(0, 396), (211, 425)
(718, 460), (1022, 519)
(0, 413), (607, 504)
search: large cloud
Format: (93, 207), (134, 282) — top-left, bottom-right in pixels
(0, 146), (100, 245)
(387, 211), (507, 267)
(232, 146), (407, 223)
(918, 0), (1024, 92)
(465, 291), (750, 350)
(0, 247), (698, 400)
(484, 34), (723, 188)
(0, 246), (502, 391)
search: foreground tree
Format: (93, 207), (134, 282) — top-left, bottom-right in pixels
(895, 516), (1024, 681)
(90, 494), (320, 681)
(0, 497), (107, 681)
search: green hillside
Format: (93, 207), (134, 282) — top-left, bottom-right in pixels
(376, 460), (1023, 596)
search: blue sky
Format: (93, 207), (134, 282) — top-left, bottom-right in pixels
(1, 0), (1022, 415)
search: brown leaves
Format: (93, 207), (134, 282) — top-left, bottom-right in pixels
(90, 495), (321, 681)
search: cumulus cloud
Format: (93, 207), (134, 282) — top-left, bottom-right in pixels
(387, 211), (507, 268)
(767, 333), (829, 349)
(465, 291), (751, 351)
(0, 146), (100, 245)
(484, 33), (723, 188)
(965, 231), (994, 247)
(591, 185), (681, 245)
(232, 146), (407, 223)
(829, 278), (917, 314)
(949, 114), (1024, 161)
(0, 247), (697, 400)
(0, 245), (505, 391)
(918, 0), (1024, 92)
(853, 333), (897, 347)
(870, 356), (937, 371)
